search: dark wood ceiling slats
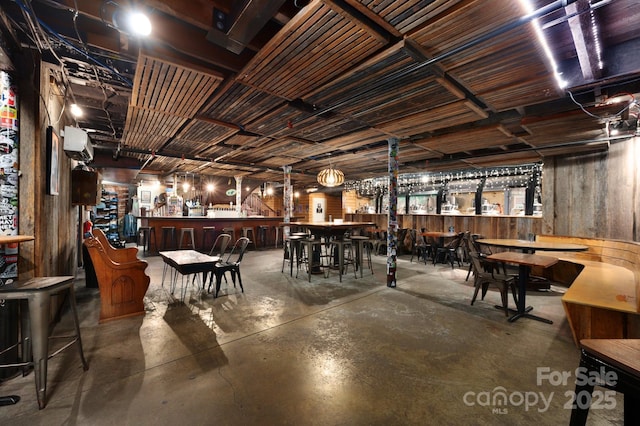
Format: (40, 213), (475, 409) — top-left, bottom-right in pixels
(19, 0), (635, 185)
(176, 119), (237, 145)
(377, 100), (485, 136)
(356, 0), (462, 34)
(202, 81), (285, 126)
(413, 125), (514, 154)
(236, 0), (388, 99)
(409, 0), (525, 56)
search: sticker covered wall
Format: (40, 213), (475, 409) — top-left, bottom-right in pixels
(0, 70), (19, 283)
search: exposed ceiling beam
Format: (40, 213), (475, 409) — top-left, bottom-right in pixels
(566, 0), (602, 81)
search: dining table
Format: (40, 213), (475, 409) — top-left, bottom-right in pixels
(479, 238), (588, 324)
(422, 231), (458, 246)
(284, 221), (375, 275)
(159, 250), (220, 299)
(486, 251), (559, 323)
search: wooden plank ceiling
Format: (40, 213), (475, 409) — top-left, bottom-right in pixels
(5, 0), (640, 186)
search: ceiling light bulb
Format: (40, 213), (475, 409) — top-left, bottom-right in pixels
(129, 12), (152, 36)
(182, 182), (190, 192)
(70, 103), (83, 117)
(206, 183), (214, 192)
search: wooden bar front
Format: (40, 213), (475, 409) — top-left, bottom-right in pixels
(345, 213), (542, 240)
(140, 216), (298, 251)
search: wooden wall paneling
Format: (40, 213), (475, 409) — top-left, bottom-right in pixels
(326, 193), (342, 221)
(17, 52), (38, 279)
(544, 137), (639, 241)
(605, 140), (637, 240)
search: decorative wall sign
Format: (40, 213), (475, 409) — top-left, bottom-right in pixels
(46, 126), (59, 195)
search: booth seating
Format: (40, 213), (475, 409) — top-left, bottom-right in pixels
(569, 339), (640, 425)
(535, 235), (640, 345)
(83, 229), (150, 323)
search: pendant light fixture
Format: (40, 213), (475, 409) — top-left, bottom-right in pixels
(317, 164), (344, 187)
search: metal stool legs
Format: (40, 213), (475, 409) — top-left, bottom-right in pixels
(0, 277), (88, 409)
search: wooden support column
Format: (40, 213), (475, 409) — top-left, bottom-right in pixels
(387, 138), (399, 288)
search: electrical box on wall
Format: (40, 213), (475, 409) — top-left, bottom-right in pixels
(63, 126), (94, 161)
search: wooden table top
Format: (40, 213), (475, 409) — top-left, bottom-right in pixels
(478, 238), (588, 252)
(0, 235), (35, 244)
(580, 339), (640, 377)
(286, 221), (375, 228)
(487, 251), (559, 268)
(422, 231), (458, 238)
(159, 250), (220, 266)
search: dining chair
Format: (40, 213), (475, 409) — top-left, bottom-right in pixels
(209, 237), (250, 298)
(409, 229), (432, 264)
(469, 252), (518, 316)
(432, 232), (464, 268)
(208, 233), (232, 258)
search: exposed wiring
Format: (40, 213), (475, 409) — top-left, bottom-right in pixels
(566, 90), (602, 119)
(14, 0), (133, 87)
(567, 90), (637, 120)
(71, 0), (119, 139)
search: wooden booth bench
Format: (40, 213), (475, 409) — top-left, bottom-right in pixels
(535, 235), (640, 345)
(83, 229), (150, 323)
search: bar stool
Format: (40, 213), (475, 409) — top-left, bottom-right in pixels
(273, 225), (283, 248)
(137, 226), (157, 254)
(201, 226), (216, 253)
(0, 276), (89, 409)
(178, 227), (195, 250)
(257, 225), (269, 249)
(242, 226), (255, 249)
(350, 235), (373, 277)
(282, 235), (304, 277)
(222, 227), (236, 245)
(161, 226), (176, 250)
(328, 238), (357, 282)
(296, 237), (328, 282)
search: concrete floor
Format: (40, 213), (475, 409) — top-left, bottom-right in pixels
(0, 246), (625, 425)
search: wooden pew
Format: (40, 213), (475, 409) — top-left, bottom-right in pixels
(536, 235), (640, 345)
(83, 232), (150, 323)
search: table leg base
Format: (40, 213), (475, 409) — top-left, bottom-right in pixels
(494, 305), (553, 324)
(0, 395), (20, 406)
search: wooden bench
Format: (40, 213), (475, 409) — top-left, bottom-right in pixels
(84, 230), (150, 323)
(536, 235), (640, 345)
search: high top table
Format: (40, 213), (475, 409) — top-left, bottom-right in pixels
(284, 221), (375, 275)
(479, 238), (588, 324)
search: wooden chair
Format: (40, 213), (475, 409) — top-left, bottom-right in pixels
(469, 252), (518, 316)
(84, 230), (150, 323)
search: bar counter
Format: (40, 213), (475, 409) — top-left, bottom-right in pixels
(139, 216), (299, 251)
